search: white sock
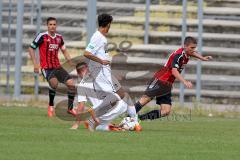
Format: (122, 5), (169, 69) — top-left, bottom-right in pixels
(128, 106), (138, 122)
(95, 124), (109, 131)
(122, 93), (138, 122)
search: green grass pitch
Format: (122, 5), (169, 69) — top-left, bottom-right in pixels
(0, 106), (239, 160)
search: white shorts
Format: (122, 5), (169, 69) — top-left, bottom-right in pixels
(93, 71), (121, 94)
(89, 62), (121, 93)
(98, 100), (127, 125)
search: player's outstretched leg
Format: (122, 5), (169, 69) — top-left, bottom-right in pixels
(138, 110), (161, 120)
(138, 104), (171, 121)
(134, 95), (153, 113)
(123, 93), (140, 123)
(91, 90), (123, 118)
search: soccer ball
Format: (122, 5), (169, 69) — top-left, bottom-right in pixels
(119, 117), (137, 131)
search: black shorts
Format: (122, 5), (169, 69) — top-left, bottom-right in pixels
(144, 78), (172, 105)
(41, 67), (72, 83)
(156, 93), (172, 105)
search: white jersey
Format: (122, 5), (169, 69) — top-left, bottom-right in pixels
(85, 30), (111, 78)
(85, 30), (121, 92)
(77, 78), (101, 108)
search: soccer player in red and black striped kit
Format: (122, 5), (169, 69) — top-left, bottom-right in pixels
(135, 36), (212, 120)
(28, 17), (76, 117)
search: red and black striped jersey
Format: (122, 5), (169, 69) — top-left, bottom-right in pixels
(30, 31), (65, 69)
(154, 47), (190, 84)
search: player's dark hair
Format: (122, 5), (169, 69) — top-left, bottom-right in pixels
(184, 36), (197, 45)
(98, 14), (113, 27)
(47, 17), (57, 24)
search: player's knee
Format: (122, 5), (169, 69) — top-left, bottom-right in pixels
(116, 88), (125, 99)
(165, 110), (171, 116)
(66, 79), (74, 86)
(49, 78), (58, 89)
(161, 107), (171, 116)
(66, 79), (75, 91)
(49, 83), (58, 90)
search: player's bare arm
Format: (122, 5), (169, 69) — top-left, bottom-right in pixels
(61, 47), (74, 66)
(28, 47), (40, 73)
(76, 102), (85, 114)
(84, 51), (110, 65)
(192, 52), (213, 61)
(77, 102), (99, 124)
(172, 68), (193, 88)
(71, 102), (85, 129)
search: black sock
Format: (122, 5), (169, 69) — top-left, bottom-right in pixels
(68, 91), (75, 110)
(138, 110), (161, 121)
(135, 101), (143, 113)
(49, 89), (56, 106)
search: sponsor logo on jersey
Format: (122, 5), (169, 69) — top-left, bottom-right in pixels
(49, 44), (59, 50)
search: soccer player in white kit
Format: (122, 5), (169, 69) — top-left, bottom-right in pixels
(71, 62), (140, 131)
(83, 13), (138, 123)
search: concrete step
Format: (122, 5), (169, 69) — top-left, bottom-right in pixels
(1, 36), (239, 67)
(111, 56), (240, 76)
(1, 66), (239, 91)
(115, 71), (240, 91)
(204, 0), (240, 8)
(109, 30), (240, 48)
(134, 5), (240, 21)
(1, 80), (239, 105)
(2, 10), (240, 34)
(0, 37), (18, 51)
(1, 36), (239, 76)
(127, 44), (240, 62)
(159, 0), (240, 8)
(4, 1), (240, 16)
(2, 1), (137, 16)
(147, 31), (240, 48)
(2, 23), (240, 49)
(114, 17), (240, 34)
(50, 0), (152, 4)
(2, 38), (240, 75)
(0, 51), (28, 65)
(1, 24), (86, 41)
(65, 42), (240, 63)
